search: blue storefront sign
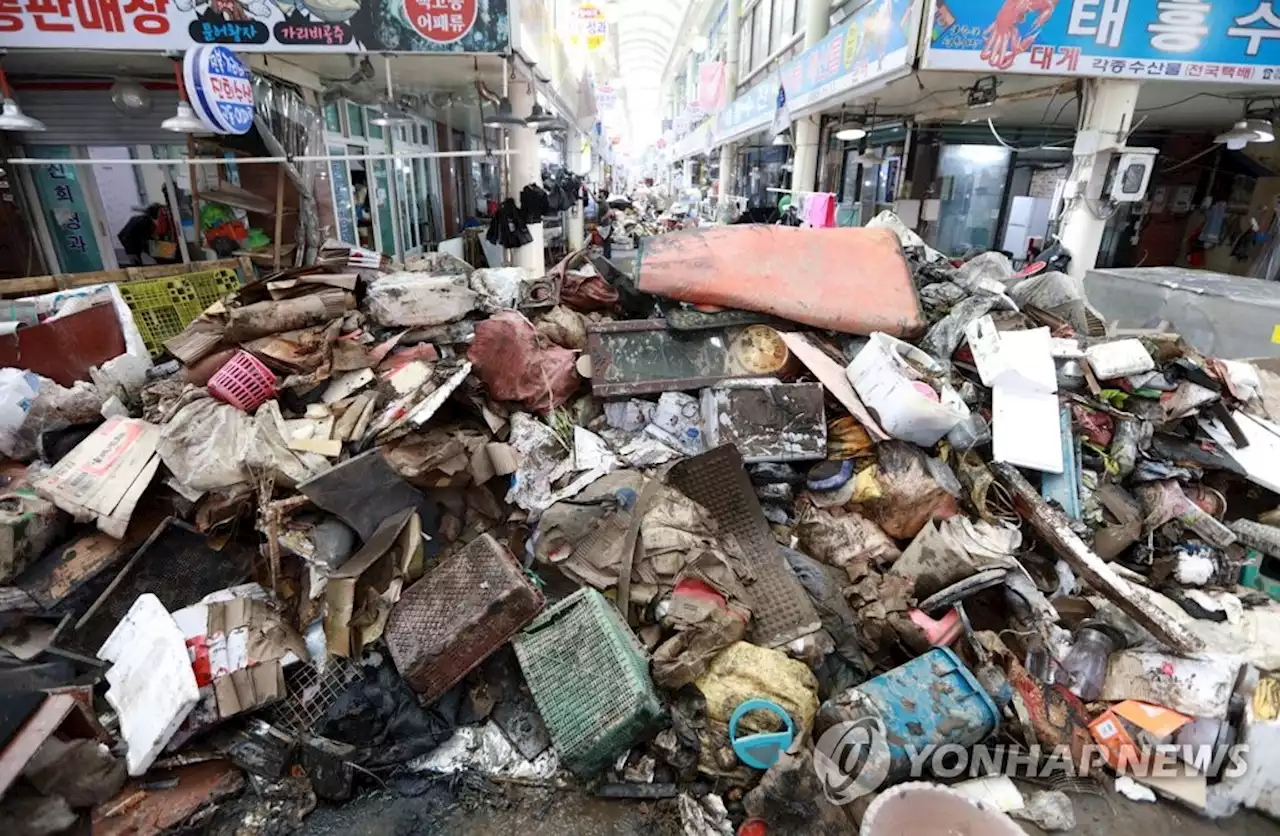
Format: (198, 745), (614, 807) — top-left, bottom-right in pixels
(715, 0), (921, 144)
(923, 0), (1280, 84)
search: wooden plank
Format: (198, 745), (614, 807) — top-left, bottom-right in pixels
(9, 258), (249, 299)
(993, 462), (1204, 653)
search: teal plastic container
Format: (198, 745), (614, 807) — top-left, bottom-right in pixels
(817, 647), (1000, 782)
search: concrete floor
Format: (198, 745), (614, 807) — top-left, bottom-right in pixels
(297, 777), (1280, 836)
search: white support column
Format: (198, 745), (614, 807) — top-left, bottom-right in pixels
(718, 0), (743, 214)
(506, 79), (544, 275)
(567, 135), (586, 250)
(1058, 78), (1140, 280)
(791, 0), (832, 193)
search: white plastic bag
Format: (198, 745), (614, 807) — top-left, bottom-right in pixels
(0, 369), (40, 456)
(847, 333), (970, 447)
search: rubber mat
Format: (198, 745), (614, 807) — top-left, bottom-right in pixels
(668, 445), (821, 648)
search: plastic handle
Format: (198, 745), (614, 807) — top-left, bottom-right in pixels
(728, 698), (795, 743)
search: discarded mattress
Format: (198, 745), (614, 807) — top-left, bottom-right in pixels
(635, 225), (924, 337)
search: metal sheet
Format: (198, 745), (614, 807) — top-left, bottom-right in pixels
(667, 445), (821, 648)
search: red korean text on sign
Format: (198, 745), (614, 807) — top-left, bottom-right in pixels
(0, 0), (22, 32)
(122, 0), (166, 34)
(74, 0), (122, 31)
(26, 0), (73, 32)
(403, 0), (476, 44)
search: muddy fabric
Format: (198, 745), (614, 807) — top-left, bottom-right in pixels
(859, 441), (960, 540)
(782, 547), (873, 677)
(467, 312), (579, 414)
(794, 504), (900, 575)
(743, 743), (853, 835)
(652, 586), (748, 690)
(535, 305), (589, 350)
(534, 471), (645, 590)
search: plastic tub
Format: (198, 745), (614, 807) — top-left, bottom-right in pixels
(817, 647), (1000, 783)
(860, 782), (1023, 836)
(208, 350), (276, 411)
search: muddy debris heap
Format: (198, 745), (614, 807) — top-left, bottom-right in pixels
(1, 214), (1280, 836)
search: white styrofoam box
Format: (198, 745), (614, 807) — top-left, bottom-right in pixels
(98, 593), (200, 776)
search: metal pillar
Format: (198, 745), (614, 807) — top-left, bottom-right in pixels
(506, 79), (545, 275)
(791, 0), (832, 194)
(1057, 79), (1140, 280)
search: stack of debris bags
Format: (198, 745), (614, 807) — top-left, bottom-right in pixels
(2, 218), (1280, 835)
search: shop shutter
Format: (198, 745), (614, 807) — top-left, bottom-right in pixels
(15, 89), (183, 146)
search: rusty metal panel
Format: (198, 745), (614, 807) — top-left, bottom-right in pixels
(0, 303), (125, 387)
(667, 445), (821, 648)
(636, 225), (924, 338)
(587, 320), (791, 398)
(701, 382), (827, 464)
(385, 533), (543, 701)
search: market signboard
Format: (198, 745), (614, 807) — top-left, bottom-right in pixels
(715, 0), (922, 143)
(922, 0), (1280, 83)
(0, 0), (509, 52)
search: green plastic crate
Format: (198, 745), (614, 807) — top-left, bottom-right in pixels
(512, 588), (664, 776)
(116, 267), (242, 358)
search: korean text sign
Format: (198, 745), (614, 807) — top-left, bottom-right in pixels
(924, 0), (1280, 83)
(0, 0), (509, 52)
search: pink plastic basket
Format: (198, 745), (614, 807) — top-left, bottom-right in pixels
(208, 350), (277, 411)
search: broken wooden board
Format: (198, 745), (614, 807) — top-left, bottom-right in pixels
(779, 332), (889, 441)
(993, 462), (1204, 653)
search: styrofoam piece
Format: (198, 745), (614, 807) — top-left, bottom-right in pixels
(1084, 339), (1154, 379)
(1203, 411), (1280, 495)
(98, 593), (200, 776)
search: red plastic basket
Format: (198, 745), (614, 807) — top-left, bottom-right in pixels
(208, 350), (277, 411)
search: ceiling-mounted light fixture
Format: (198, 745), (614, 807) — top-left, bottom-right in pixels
(691, 34), (709, 54)
(370, 101), (413, 125)
(162, 101), (209, 133)
(160, 56), (207, 134)
(111, 78), (152, 116)
(526, 102), (557, 123)
(482, 96), (527, 127)
(1215, 119), (1272, 150)
(536, 118), (570, 133)
(0, 58), (44, 132)
(1246, 117), (1275, 143)
(835, 122), (866, 141)
(772, 131), (790, 146)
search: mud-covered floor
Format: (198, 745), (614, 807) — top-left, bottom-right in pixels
(296, 775), (1280, 836)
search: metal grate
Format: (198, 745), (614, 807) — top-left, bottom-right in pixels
(385, 534), (543, 701)
(512, 588), (663, 777)
(668, 445), (821, 648)
(267, 656), (362, 737)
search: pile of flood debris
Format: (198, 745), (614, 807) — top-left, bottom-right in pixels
(3, 215), (1280, 835)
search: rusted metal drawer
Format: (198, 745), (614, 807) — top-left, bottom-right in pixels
(385, 533), (543, 702)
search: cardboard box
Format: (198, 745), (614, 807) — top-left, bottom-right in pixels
(1090, 699), (1193, 770)
(324, 508), (422, 657)
(32, 418), (160, 539)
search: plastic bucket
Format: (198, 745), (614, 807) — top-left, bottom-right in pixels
(817, 647), (1000, 783)
(860, 782), (1023, 836)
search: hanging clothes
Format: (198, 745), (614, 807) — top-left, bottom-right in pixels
(487, 198), (533, 248)
(803, 193), (836, 228)
(519, 183), (551, 223)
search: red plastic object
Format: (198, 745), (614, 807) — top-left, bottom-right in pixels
(637, 226), (924, 337)
(908, 607), (963, 647)
(738, 819), (767, 836)
(208, 350), (277, 411)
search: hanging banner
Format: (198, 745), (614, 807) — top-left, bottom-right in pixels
(568, 2), (606, 51)
(716, 0), (920, 142)
(596, 83), (618, 111)
(697, 60), (726, 112)
(0, 0), (510, 52)
(923, 0), (1280, 83)
(184, 46), (254, 135)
